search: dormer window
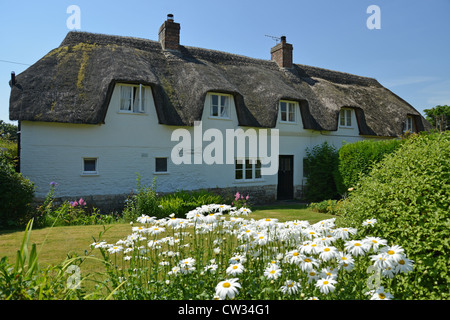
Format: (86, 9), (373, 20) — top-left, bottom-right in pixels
(279, 101), (297, 123)
(339, 109), (352, 127)
(119, 84), (146, 113)
(403, 116), (414, 133)
(209, 93), (231, 119)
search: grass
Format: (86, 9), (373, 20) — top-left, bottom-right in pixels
(0, 203), (336, 271)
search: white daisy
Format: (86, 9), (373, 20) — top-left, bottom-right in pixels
(215, 278), (241, 300)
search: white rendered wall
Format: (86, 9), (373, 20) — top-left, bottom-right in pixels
(20, 85), (384, 199)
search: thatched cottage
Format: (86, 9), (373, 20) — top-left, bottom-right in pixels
(9, 14), (430, 209)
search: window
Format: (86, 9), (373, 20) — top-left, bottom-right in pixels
(235, 159), (262, 181)
(339, 109), (352, 127)
(404, 116), (414, 133)
(82, 158), (98, 175)
(120, 84), (146, 113)
(210, 93), (230, 118)
(279, 101), (296, 123)
(155, 157), (168, 173)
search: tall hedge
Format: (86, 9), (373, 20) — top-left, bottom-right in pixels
(334, 139), (404, 194)
(303, 142), (339, 202)
(0, 155), (35, 228)
(339, 132), (450, 299)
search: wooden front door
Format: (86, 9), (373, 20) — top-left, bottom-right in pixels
(277, 155), (294, 200)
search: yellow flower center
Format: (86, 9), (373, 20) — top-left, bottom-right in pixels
(293, 252), (299, 256)
(323, 281), (329, 285)
(223, 282), (231, 288)
(259, 236), (264, 239)
(233, 266), (238, 270)
(304, 258), (311, 263)
(372, 240), (378, 243)
(378, 293), (386, 299)
(288, 283), (294, 288)
(270, 270), (276, 274)
(387, 250), (395, 255)
(309, 272), (315, 276)
(324, 248), (330, 252)
(398, 259), (405, 265)
(341, 257), (347, 260)
(354, 243), (361, 246)
(265, 218), (271, 221)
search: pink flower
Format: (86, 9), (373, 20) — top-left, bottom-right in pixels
(235, 192), (241, 201)
(71, 201), (78, 207)
(79, 198), (86, 206)
(246, 195), (249, 200)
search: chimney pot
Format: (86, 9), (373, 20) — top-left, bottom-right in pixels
(167, 14), (174, 21)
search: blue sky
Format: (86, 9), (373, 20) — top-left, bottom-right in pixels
(1, 0), (449, 124)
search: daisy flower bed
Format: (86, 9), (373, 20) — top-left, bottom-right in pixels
(91, 204), (413, 300)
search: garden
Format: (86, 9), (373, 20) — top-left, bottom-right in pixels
(0, 130), (448, 300)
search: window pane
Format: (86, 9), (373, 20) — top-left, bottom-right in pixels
(120, 86), (132, 111)
(211, 95), (219, 116)
(288, 103), (295, 122)
(155, 158), (168, 172)
(255, 160), (261, 179)
(84, 159), (96, 172)
(235, 160), (243, 179)
(340, 110), (345, 126)
(280, 102), (287, 121)
(245, 159), (253, 179)
(346, 110), (351, 126)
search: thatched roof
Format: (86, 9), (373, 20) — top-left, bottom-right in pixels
(9, 31), (431, 137)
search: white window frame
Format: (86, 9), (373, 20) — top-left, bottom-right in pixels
(339, 109), (353, 127)
(235, 158), (263, 181)
(119, 84), (146, 113)
(82, 157), (98, 176)
(279, 101), (297, 123)
(209, 93), (231, 119)
(404, 116), (414, 133)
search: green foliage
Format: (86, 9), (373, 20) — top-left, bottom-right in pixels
(0, 218), (100, 300)
(0, 120), (18, 142)
(335, 139), (404, 194)
(0, 155), (35, 228)
(338, 132), (450, 299)
(308, 199), (346, 215)
(35, 184), (120, 228)
(123, 175), (224, 221)
(423, 105), (449, 131)
(158, 190), (223, 218)
(303, 142), (339, 202)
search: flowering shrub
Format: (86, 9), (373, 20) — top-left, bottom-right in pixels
(35, 183), (119, 227)
(92, 203), (413, 300)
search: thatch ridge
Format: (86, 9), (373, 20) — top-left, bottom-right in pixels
(9, 31), (431, 137)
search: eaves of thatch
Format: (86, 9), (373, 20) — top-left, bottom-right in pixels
(9, 31), (431, 137)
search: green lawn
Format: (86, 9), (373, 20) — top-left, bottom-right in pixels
(0, 203), (336, 269)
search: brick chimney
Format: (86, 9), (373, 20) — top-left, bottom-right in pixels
(158, 14), (180, 51)
(270, 36), (293, 68)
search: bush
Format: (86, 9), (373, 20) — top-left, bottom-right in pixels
(334, 139), (404, 194)
(308, 199), (345, 215)
(158, 190), (223, 218)
(123, 175), (225, 221)
(303, 142), (339, 202)
(338, 132), (450, 299)
(0, 155), (35, 228)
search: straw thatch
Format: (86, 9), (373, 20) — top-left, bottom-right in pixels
(9, 31), (431, 137)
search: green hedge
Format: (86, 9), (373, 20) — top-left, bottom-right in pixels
(0, 155), (35, 228)
(334, 139), (404, 194)
(303, 142), (339, 202)
(338, 132), (450, 299)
